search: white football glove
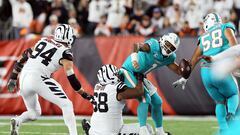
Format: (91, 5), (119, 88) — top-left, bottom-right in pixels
(172, 77), (188, 90)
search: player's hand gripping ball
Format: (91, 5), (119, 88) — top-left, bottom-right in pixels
(179, 59), (191, 79)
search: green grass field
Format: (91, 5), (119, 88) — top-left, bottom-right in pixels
(0, 116), (218, 135)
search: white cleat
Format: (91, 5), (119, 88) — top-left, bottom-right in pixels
(139, 126), (152, 135)
(10, 118), (19, 135)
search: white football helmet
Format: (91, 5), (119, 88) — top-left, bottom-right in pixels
(159, 33), (180, 56)
(203, 13), (222, 32)
(97, 64), (119, 85)
(54, 24), (76, 48)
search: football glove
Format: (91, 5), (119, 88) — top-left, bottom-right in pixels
(172, 77), (188, 90)
(7, 79), (17, 92)
(81, 92), (96, 104)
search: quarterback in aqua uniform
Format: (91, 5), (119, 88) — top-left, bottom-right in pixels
(174, 13), (239, 134)
(120, 33), (183, 135)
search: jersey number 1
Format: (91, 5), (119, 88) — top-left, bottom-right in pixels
(31, 42), (57, 66)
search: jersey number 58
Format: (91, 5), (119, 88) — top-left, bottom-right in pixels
(201, 29), (223, 52)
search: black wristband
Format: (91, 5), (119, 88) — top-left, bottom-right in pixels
(81, 92), (89, 99)
(67, 74), (82, 91)
(10, 72), (18, 80)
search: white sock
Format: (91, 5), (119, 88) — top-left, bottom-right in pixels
(62, 105), (78, 135)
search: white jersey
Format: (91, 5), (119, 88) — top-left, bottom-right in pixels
(22, 37), (71, 76)
(89, 81), (127, 135)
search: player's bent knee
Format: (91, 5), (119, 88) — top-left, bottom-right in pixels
(151, 95), (162, 106)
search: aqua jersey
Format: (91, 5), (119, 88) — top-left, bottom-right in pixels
(199, 22), (236, 56)
(122, 38), (176, 75)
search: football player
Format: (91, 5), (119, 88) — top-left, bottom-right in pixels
(173, 13), (239, 134)
(82, 64), (154, 135)
(7, 24), (94, 135)
(120, 33), (186, 135)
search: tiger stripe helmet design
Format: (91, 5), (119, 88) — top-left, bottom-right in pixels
(203, 12), (222, 32)
(97, 64), (119, 85)
(54, 24), (75, 48)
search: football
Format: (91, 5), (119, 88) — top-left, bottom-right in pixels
(179, 59), (192, 79)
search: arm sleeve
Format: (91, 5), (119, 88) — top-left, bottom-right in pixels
(10, 48), (32, 80)
(212, 45), (240, 61)
(14, 48), (32, 72)
(67, 74), (82, 91)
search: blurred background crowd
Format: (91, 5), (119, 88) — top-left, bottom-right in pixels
(0, 0), (240, 40)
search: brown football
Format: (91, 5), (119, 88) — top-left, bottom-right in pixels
(179, 59), (191, 79)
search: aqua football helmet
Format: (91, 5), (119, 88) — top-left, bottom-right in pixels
(159, 33), (180, 56)
(203, 13), (222, 32)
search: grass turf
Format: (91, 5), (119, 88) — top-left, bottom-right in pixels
(0, 117), (218, 135)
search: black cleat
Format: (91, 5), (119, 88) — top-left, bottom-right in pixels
(81, 119), (91, 135)
(165, 131), (172, 135)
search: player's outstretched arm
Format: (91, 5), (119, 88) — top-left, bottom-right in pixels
(7, 48), (32, 92)
(167, 62), (181, 75)
(61, 58), (95, 104)
(117, 73), (144, 101)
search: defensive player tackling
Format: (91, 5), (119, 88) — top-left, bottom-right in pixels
(7, 24), (94, 135)
(82, 64), (154, 135)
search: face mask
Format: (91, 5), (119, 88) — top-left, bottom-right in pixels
(161, 40), (176, 56)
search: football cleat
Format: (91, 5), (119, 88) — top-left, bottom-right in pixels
(81, 119), (91, 135)
(10, 118), (19, 135)
(165, 131), (172, 135)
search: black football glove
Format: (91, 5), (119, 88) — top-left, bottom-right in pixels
(7, 79), (17, 92)
(81, 92), (96, 104)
